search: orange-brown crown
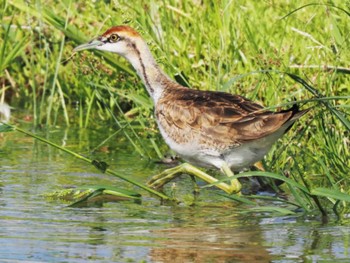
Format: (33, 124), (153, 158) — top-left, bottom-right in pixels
(102, 25), (140, 37)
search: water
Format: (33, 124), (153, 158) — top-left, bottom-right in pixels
(0, 126), (349, 262)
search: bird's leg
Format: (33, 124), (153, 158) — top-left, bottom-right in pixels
(147, 163), (241, 194)
(220, 162), (242, 193)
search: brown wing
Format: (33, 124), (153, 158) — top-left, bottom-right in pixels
(156, 86), (297, 148)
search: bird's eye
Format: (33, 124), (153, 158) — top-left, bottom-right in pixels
(109, 34), (120, 43)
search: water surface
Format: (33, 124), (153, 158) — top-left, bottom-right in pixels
(0, 127), (349, 262)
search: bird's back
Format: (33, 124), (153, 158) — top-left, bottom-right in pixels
(156, 85), (305, 151)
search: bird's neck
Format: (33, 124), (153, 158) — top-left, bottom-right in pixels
(123, 40), (178, 103)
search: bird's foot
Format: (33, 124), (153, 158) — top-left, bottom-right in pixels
(147, 163), (241, 194)
(220, 163), (242, 194)
(147, 164), (184, 189)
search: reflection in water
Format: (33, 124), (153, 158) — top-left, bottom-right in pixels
(0, 128), (349, 262)
(146, 205), (271, 262)
(261, 220), (350, 262)
(150, 226), (271, 262)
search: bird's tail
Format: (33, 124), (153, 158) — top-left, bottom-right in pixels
(283, 104), (311, 134)
(289, 103), (312, 122)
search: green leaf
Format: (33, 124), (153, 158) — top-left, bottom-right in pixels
(10, 0), (134, 75)
(287, 73), (350, 131)
(216, 192), (256, 205)
(311, 188), (350, 203)
(79, 185), (141, 198)
(68, 188), (106, 207)
(0, 123), (14, 132)
(0, 35), (30, 72)
(329, 13), (344, 47)
(44, 185), (142, 207)
(247, 206), (296, 215)
(206, 170), (310, 194)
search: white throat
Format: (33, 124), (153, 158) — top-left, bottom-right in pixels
(120, 39), (173, 104)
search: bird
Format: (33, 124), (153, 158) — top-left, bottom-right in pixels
(73, 25), (309, 194)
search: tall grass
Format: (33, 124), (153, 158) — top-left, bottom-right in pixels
(1, 0), (350, 214)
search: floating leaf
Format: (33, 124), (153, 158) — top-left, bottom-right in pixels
(44, 185), (141, 207)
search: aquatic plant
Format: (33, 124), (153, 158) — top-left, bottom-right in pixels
(1, 0), (349, 217)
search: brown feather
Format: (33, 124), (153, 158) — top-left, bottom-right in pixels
(156, 85), (306, 150)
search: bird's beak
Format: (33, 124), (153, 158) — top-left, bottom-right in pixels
(73, 39), (103, 52)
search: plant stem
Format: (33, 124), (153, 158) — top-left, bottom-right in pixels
(2, 123), (170, 200)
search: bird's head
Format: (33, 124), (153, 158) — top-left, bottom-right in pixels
(73, 25), (142, 57)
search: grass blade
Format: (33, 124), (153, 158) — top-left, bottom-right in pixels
(247, 206), (296, 215)
(311, 188), (350, 203)
(1, 122), (170, 200)
(204, 170), (310, 194)
(287, 73), (350, 131)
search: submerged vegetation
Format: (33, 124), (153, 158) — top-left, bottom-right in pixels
(1, 1), (350, 217)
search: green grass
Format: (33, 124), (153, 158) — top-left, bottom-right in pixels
(1, 0), (350, 216)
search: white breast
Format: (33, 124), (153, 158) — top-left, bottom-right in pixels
(157, 117), (291, 172)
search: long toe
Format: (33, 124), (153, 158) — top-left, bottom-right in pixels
(229, 179), (242, 194)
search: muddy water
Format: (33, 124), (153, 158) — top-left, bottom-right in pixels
(0, 127), (349, 262)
